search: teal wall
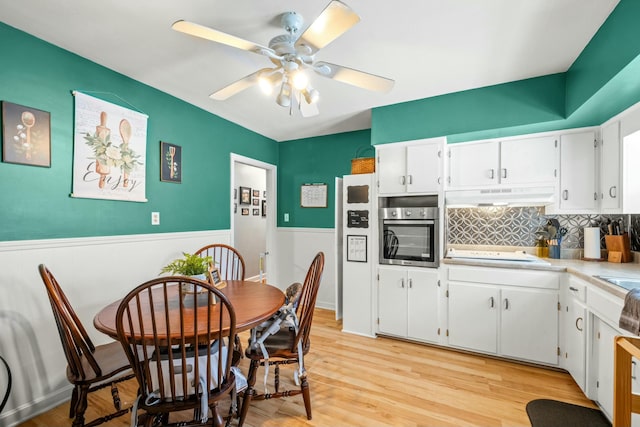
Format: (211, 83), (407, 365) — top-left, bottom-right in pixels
(0, 23), (277, 241)
(371, 0), (640, 145)
(277, 130), (371, 228)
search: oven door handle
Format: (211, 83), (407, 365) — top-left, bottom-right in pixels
(383, 220), (435, 225)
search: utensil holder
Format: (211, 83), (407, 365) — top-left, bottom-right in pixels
(549, 244), (561, 259)
(605, 233), (632, 263)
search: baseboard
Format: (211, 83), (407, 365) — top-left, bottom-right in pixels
(1, 384), (72, 427)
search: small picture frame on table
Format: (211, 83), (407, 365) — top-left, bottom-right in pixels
(207, 266), (226, 289)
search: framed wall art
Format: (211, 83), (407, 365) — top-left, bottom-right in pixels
(252, 198), (259, 206)
(253, 208), (259, 216)
(2, 101), (51, 167)
(261, 199), (266, 217)
(301, 183), (327, 208)
(241, 208), (249, 216)
(160, 141), (181, 183)
(252, 189), (260, 198)
(240, 186), (251, 204)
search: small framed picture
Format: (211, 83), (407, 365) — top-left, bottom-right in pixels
(253, 208), (259, 216)
(233, 203), (237, 213)
(261, 199), (266, 217)
(207, 267), (226, 289)
(263, 191), (266, 198)
(240, 187), (251, 204)
(234, 188), (237, 200)
(160, 141), (181, 183)
(241, 208), (249, 216)
(2, 101), (51, 167)
(252, 189), (260, 197)
(252, 198), (260, 206)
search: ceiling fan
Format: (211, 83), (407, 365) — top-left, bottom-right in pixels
(172, 0), (394, 117)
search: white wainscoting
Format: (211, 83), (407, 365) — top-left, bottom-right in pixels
(0, 230), (230, 426)
(273, 228), (336, 311)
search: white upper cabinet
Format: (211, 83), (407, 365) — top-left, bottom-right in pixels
(600, 121), (621, 213)
(555, 130), (598, 213)
(447, 135), (558, 189)
(376, 138), (444, 195)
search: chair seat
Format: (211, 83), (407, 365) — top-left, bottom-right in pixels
(67, 341), (131, 385)
(246, 327), (310, 360)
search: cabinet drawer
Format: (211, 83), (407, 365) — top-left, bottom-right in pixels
(448, 266), (559, 289)
(590, 285), (624, 326)
(568, 277), (587, 303)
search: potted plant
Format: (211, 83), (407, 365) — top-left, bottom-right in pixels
(161, 252), (213, 293)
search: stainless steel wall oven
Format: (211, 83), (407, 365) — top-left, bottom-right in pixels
(379, 198), (439, 267)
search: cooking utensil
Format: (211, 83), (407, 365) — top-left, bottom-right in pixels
(119, 119), (132, 187)
(21, 111), (35, 159)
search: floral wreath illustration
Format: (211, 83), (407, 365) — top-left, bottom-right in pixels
(83, 112), (142, 189)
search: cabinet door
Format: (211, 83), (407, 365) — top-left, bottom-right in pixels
(406, 143), (441, 194)
(601, 121), (621, 212)
(500, 287), (559, 365)
(563, 296), (586, 392)
(593, 317), (617, 420)
(378, 267), (408, 336)
(377, 145), (407, 195)
(559, 131), (597, 212)
(407, 269), (439, 342)
(448, 141), (500, 188)
(448, 282), (498, 354)
(500, 136), (558, 186)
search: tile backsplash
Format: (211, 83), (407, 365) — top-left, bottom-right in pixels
(446, 207), (640, 251)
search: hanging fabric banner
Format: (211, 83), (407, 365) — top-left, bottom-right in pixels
(71, 91), (148, 202)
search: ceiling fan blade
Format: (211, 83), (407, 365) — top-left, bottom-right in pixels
(210, 68), (274, 100)
(172, 20), (276, 57)
(295, 1), (360, 54)
(314, 61), (395, 93)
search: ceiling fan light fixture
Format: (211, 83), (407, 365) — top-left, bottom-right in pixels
(276, 81), (292, 107)
(291, 70), (309, 90)
(302, 86), (320, 104)
(258, 70), (282, 95)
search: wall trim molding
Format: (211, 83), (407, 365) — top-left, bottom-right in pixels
(0, 229), (230, 252)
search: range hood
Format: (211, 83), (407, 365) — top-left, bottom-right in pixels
(445, 186), (555, 207)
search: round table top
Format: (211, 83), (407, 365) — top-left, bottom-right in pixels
(93, 280), (285, 339)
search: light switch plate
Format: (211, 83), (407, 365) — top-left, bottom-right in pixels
(151, 212), (160, 225)
(284, 213), (289, 222)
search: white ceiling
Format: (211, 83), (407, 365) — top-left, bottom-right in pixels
(1, 0), (619, 142)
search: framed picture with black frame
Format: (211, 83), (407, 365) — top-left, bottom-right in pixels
(240, 186), (251, 204)
(2, 101), (51, 167)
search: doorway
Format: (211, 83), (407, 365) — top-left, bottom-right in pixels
(230, 154), (277, 283)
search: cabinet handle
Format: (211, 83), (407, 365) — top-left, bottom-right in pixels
(563, 189), (569, 200)
(576, 317), (583, 332)
(489, 169), (495, 179)
(594, 192), (598, 201)
(504, 298), (510, 310)
(400, 278), (405, 288)
(633, 361), (637, 380)
(408, 278), (413, 288)
(569, 286), (579, 292)
(407, 175), (413, 185)
(401, 176), (406, 185)
(502, 168), (507, 179)
(610, 186), (617, 198)
(437, 177), (442, 184)
(489, 296), (495, 308)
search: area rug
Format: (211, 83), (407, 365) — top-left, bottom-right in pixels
(526, 399), (611, 427)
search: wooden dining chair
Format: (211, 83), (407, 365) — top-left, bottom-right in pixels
(115, 276), (238, 427)
(38, 264), (134, 427)
(238, 252), (324, 426)
(194, 244), (245, 281)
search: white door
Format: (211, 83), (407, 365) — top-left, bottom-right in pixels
(594, 317), (617, 419)
(500, 287), (558, 365)
(601, 121), (621, 212)
(448, 282), (498, 354)
(378, 267), (407, 337)
(448, 141), (500, 188)
(406, 143), (441, 194)
(559, 131), (597, 211)
(376, 145), (407, 195)
(407, 269), (439, 342)
(500, 135), (558, 185)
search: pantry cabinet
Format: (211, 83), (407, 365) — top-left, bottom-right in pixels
(377, 266), (440, 343)
(376, 138), (444, 195)
(446, 266), (559, 366)
(447, 135), (557, 189)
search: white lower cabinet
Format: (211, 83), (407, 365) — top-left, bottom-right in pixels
(377, 266), (440, 343)
(561, 277), (587, 393)
(447, 266), (560, 366)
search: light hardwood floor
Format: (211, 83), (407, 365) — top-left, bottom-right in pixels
(19, 308), (597, 426)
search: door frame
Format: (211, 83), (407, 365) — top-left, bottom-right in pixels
(230, 153), (277, 283)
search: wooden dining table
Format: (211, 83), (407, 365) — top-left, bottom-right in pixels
(93, 279), (285, 339)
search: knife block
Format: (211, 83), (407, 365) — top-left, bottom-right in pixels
(605, 233), (632, 263)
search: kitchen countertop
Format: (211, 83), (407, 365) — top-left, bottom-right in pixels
(442, 256), (640, 299)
